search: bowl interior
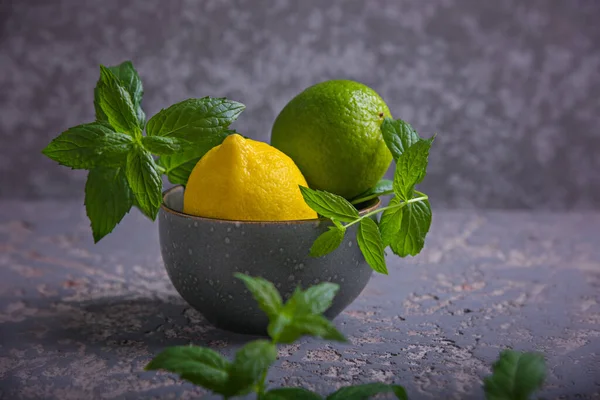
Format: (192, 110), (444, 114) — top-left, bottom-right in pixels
(161, 185), (380, 222)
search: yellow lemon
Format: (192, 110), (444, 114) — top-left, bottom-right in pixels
(183, 134), (318, 221)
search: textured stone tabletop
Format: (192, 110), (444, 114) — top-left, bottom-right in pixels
(0, 201), (599, 399)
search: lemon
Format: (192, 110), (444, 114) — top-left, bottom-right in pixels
(271, 80), (393, 200)
(183, 134), (317, 221)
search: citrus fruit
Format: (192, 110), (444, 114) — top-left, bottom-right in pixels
(271, 80), (393, 200)
(183, 134), (317, 221)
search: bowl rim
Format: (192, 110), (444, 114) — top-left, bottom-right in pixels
(160, 185), (381, 225)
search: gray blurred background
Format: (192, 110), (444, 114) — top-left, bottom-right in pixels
(1, 0), (599, 209)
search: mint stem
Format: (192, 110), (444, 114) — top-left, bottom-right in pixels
(350, 189), (394, 205)
(344, 195), (428, 228)
(155, 164), (166, 174)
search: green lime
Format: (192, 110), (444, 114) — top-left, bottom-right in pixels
(271, 80), (392, 200)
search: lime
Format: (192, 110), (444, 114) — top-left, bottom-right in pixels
(271, 80), (392, 200)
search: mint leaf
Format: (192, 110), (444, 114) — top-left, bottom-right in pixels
(108, 61), (145, 128)
(292, 314), (346, 342)
(381, 117), (419, 160)
(235, 274), (283, 320)
(42, 122), (133, 169)
(393, 138), (433, 201)
(310, 226), (345, 257)
(158, 130), (231, 185)
(299, 186), (359, 222)
(350, 179), (393, 205)
(85, 168), (133, 243)
(125, 146), (162, 220)
(298, 282), (339, 314)
(265, 388), (323, 400)
(95, 66), (140, 136)
(228, 340), (277, 396)
(484, 350), (546, 400)
(356, 218), (387, 274)
(379, 197), (403, 246)
(141, 136), (190, 155)
(145, 346), (231, 395)
(146, 97), (245, 140)
(388, 198), (432, 257)
(327, 383), (408, 400)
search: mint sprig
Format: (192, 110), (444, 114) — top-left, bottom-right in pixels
(484, 350), (546, 400)
(146, 274), (406, 399)
(301, 117), (434, 274)
(145, 275), (547, 400)
(42, 60), (245, 242)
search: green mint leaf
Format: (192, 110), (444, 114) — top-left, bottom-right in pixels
(146, 97), (245, 140)
(356, 218), (388, 274)
(297, 282), (340, 314)
(299, 186), (359, 222)
(271, 313), (346, 344)
(310, 226), (345, 257)
(141, 136), (190, 155)
(388, 197), (432, 257)
(381, 117), (419, 160)
(327, 383), (408, 400)
(379, 197), (403, 246)
(393, 138), (433, 201)
(158, 130), (231, 185)
(85, 168), (133, 243)
(292, 314), (346, 342)
(483, 350), (546, 400)
(42, 122), (133, 169)
(228, 340), (277, 396)
(95, 65), (140, 136)
(145, 346), (231, 395)
(350, 179), (393, 205)
(235, 273), (283, 321)
(265, 388), (323, 400)
(125, 146), (162, 220)
(108, 61), (145, 128)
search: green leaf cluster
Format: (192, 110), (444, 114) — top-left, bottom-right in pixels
(146, 274), (406, 399)
(42, 61), (244, 242)
(301, 118), (434, 274)
(145, 274), (546, 400)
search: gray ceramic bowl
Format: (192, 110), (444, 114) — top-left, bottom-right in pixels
(158, 185), (378, 335)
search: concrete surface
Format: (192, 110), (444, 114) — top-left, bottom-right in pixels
(0, 202), (599, 399)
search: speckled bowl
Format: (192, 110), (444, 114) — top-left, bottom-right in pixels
(158, 185), (377, 335)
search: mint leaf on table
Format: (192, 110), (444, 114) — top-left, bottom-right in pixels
(227, 340), (277, 396)
(381, 117), (420, 160)
(387, 196), (432, 257)
(297, 282), (339, 314)
(146, 97), (245, 140)
(141, 136), (190, 155)
(125, 146), (162, 219)
(268, 287), (346, 344)
(350, 179), (393, 205)
(95, 65), (141, 136)
(265, 388), (323, 400)
(42, 122), (133, 169)
(158, 130), (231, 185)
(299, 186), (359, 222)
(484, 350), (546, 400)
(145, 346), (231, 395)
(310, 227), (345, 257)
(356, 217), (388, 274)
(393, 138), (433, 201)
(326, 383), (408, 400)
(235, 274), (283, 320)
(85, 168), (133, 243)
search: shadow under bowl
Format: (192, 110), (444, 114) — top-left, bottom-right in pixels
(158, 185), (377, 335)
